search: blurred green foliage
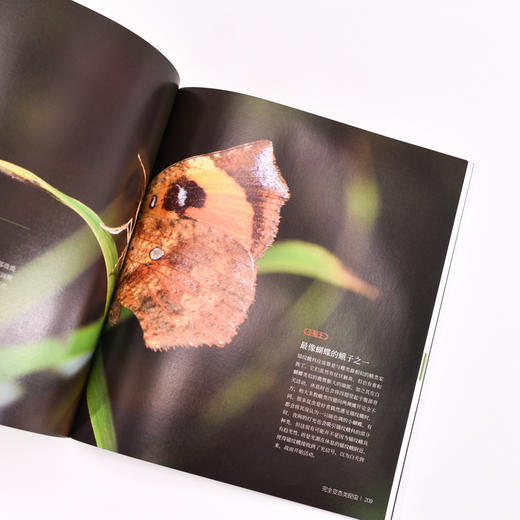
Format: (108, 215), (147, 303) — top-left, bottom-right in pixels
(346, 176), (380, 227)
(0, 318), (103, 381)
(258, 240), (379, 300)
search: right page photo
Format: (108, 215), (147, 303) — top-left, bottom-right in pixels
(72, 87), (468, 520)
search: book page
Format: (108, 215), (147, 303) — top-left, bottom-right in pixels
(0, 0), (179, 436)
(71, 87), (468, 519)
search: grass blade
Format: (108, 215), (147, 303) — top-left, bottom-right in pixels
(86, 347), (117, 451)
(257, 239), (379, 300)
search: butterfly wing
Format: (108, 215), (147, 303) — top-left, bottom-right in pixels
(210, 140), (290, 259)
(113, 217), (255, 350)
(111, 140), (289, 350)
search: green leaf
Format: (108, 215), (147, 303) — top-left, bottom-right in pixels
(257, 239), (379, 300)
(86, 346), (117, 452)
(0, 160), (119, 313)
(0, 319), (103, 381)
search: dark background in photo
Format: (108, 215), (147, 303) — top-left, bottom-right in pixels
(72, 88), (467, 519)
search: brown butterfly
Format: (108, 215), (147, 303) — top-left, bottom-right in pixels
(109, 140), (290, 350)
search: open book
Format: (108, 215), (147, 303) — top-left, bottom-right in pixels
(0, 1), (471, 519)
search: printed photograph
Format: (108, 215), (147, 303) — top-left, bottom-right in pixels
(71, 88), (467, 520)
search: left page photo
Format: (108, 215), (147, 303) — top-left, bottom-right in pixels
(0, 0), (179, 436)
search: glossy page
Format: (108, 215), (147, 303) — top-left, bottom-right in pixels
(0, 0), (179, 435)
(72, 87), (468, 519)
